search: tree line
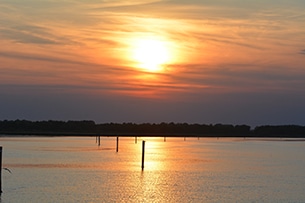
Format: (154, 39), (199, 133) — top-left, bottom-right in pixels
(0, 120), (305, 137)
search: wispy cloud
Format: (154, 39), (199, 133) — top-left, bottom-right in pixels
(0, 50), (98, 66)
(0, 27), (59, 44)
(1, 0), (305, 125)
(1, 0), (305, 99)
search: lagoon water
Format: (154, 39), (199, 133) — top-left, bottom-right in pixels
(1, 136), (305, 202)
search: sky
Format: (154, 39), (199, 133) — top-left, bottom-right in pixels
(1, 0), (305, 127)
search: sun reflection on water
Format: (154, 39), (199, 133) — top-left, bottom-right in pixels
(3, 137), (305, 202)
(143, 139), (167, 171)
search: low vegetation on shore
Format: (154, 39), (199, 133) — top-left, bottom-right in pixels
(0, 120), (305, 137)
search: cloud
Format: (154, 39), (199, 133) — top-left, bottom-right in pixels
(166, 62), (305, 96)
(1, 0), (305, 99)
(0, 50), (91, 65)
(0, 28), (58, 44)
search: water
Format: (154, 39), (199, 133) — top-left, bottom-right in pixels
(1, 136), (305, 202)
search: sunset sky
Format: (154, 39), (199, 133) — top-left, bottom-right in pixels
(1, 0), (305, 126)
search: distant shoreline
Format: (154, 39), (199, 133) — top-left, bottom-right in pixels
(1, 120), (305, 138)
(1, 132), (305, 138)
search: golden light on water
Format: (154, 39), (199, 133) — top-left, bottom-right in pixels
(143, 139), (167, 170)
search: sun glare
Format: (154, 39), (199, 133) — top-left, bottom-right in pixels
(131, 38), (171, 72)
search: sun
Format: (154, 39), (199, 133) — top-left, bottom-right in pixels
(131, 38), (171, 72)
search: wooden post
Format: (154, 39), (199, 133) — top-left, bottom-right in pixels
(0, 146), (2, 194)
(135, 136), (137, 144)
(164, 137), (166, 142)
(98, 136), (101, 146)
(141, 141), (145, 170)
(95, 136), (97, 143)
(184, 137), (186, 141)
(116, 137), (119, 152)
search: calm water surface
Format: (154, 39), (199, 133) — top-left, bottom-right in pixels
(0, 136), (305, 202)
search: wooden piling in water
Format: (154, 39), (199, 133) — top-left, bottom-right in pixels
(116, 137), (119, 152)
(135, 136), (137, 144)
(98, 136), (101, 146)
(0, 146), (2, 194)
(164, 137), (166, 142)
(141, 141), (145, 170)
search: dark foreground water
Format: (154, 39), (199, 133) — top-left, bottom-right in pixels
(0, 136), (305, 202)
